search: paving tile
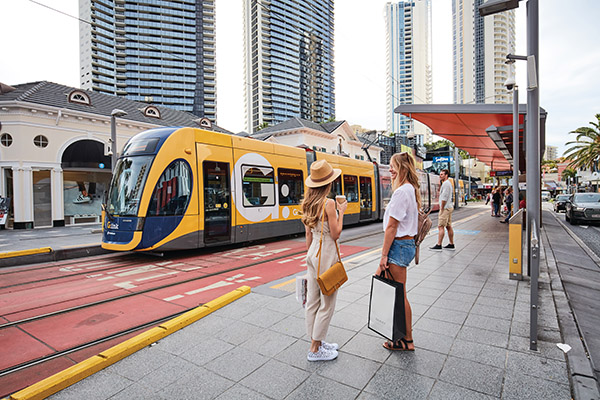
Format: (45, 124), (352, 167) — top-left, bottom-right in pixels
(432, 297), (474, 313)
(470, 303), (514, 320)
(413, 316), (461, 338)
(508, 335), (566, 361)
(240, 328), (298, 357)
(287, 374), (359, 400)
(423, 306), (468, 325)
(457, 325), (509, 349)
(330, 308), (368, 331)
(439, 356), (504, 397)
(385, 347), (446, 379)
(240, 359), (310, 399)
(475, 295), (514, 310)
(270, 315), (307, 339)
(502, 371), (571, 400)
(506, 350), (569, 384)
(49, 370), (133, 400)
(157, 315), (234, 355)
(265, 294), (303, 314)
(204, 346), (269, 382)
(273, 338), (323, 373)
(428, 381), (496, 400)
(136, 356), (206, 392)
(412, 329), (455, 354)
(407, 293), (439, 306)
(240, 307), (288, 328)
(449, 338), (507, 369)
(336, 288), (365, 303)
(108, 347), (177, 381)
(214, 384), (270, 400)
(218, 321), (266, 346)
(105, 382), (159, 400)
(363, 364), (435, 399)
(317, 352), (381, 389)
(341, 332), (391, 362)
(448, 283), (483, 295)
(156, 366), (234, 400)
(465, 313), (511, 334)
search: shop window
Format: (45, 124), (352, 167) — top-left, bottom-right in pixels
(1, 133), (12, 147)
(242, 165), (275, 207)
(344, 175), (358, 202)
(147, 160), (192, 216)
(278, 168), (303, 205)
(33, 135), (49, 148)
(68, 90), (91, 105)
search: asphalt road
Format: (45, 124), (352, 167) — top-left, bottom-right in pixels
(550, 207), (600, 259)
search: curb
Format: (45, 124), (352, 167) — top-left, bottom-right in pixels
(0, 246), (108, 268)
(4, 286), (251, 400)
(543, 210), (600, 399)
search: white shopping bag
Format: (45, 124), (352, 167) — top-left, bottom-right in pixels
(368, 271), (406, 341)
(296, 274), (308, 308)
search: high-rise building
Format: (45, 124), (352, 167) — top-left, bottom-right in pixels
(452, 0), (515, 104)
(545, 145), (558, 161)
(243, 0), (335, 134)
(385, 1), (433, 145)
(79, 0), (216, 120)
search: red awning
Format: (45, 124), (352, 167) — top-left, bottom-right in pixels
(395, 104), (545, 171)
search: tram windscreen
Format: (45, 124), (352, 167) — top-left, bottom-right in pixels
(106, 156), (153, 216)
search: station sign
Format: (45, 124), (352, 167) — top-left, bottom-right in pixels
(490, 170), (513, 177)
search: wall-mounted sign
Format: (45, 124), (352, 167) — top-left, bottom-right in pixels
(490, 170), (513, 177)
(433, 156), (453, 163)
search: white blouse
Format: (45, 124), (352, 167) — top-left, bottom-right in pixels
(383, 183), (418, 237)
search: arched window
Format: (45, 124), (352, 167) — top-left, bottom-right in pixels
(196, 117), (212, 129)
(67, 90), (91, 105)
(34, 135), (49, 148)
(1, 133), (13, 147)
(147, 160), (192, 216)
(143, 106), (161, 119)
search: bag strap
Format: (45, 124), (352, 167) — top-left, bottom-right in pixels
(317, 199), (342, 276)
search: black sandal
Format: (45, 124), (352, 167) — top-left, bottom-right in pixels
(383, 338), (414, 351)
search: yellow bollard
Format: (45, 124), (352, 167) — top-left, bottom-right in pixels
(508, 209), (524, 280)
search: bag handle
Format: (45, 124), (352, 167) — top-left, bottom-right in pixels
(317, 199), (342, 277)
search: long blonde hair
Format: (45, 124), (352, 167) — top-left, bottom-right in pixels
(301, 183), (331, 228)
(390, 152), (422, 210)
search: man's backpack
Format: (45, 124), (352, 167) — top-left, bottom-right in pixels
(414, 208), (433, 265)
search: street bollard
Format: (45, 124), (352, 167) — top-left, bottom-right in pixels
(509, 209), (524, 280)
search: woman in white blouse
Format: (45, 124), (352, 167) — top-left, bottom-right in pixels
(376, 152), (421, 351)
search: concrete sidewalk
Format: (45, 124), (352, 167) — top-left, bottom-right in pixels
(38, 204), (590, 399)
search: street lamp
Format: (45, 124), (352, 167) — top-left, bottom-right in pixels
(110, 109), (127, 172)
(504, 59), (520, 212)
(478, 0), (520, 16)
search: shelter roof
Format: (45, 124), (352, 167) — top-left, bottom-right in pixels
(395, 104), (546, 172)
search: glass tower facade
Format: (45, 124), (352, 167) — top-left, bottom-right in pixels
(79, 0), (216, 120)
(385, 1), (432, 145)
(243, 0), (335, 133)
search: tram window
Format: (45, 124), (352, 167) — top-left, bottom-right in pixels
(242, 165), (275, 207)
(329, 176), (342, 198)
(359, 176), (372, 209)
(278, 168), (303, 205)
(147, 160), (192, 216)
(344, 175), (358, 202)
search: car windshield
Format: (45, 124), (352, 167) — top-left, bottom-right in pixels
(557, 195), (570, 201)
(574, 193), (600, 203)
(106, 156), (153, 216)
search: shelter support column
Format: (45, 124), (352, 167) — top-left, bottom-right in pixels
(12, 166), (34, 229)
(52, 167), (65, 227)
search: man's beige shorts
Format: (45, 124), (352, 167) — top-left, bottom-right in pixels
(438, 208), (453, 227)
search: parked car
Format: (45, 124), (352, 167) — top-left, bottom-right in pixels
(554, 194), (571, 212)
(565, 192), (600, 225)
(541, 191), (551, 201)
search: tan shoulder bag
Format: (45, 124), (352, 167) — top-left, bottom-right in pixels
(317, 200), (348, 295)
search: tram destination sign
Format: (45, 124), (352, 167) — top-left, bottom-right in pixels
(490, 170), (513, 177)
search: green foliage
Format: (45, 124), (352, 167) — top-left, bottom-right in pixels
(564, 113), (600, 171)
(562, 167), (577, 181)
(256, 122), (270, 132)
(425, 140), (469, 159)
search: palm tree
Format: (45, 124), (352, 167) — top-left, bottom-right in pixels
(564, 113), (600, 171)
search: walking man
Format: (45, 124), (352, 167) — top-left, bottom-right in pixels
(431, 169), (455, 251)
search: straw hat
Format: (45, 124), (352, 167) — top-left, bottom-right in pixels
(305, 160), (342, 188)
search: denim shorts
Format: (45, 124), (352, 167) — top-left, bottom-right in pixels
(387, 238), (416, 267)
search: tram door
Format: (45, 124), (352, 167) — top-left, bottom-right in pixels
(202, 161), (231, 244)
(359, 176), (372, 220)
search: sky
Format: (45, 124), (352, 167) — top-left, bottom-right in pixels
(2, 0), (600, 159)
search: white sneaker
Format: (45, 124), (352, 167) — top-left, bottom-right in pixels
(73, 194), (91, 204)
(321, 341), (339, 351)
(307, 346), (338, 362)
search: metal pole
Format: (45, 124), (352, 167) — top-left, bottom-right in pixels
(110, 115), (117, 172)
(526, 0), (540, 352)
(513, 86), (519, 211)
(468, 158), (471, 200)
(454, 146), (460, 209)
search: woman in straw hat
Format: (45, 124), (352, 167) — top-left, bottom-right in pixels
(301, 159), (347, 361)
(377, 152), (420, 351)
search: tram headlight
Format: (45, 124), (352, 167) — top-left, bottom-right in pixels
(135, 217), (145, 231)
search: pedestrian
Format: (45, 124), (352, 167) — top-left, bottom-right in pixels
(431, 169), (455, 250)
(377, 152), (419, 351)
(500, 187), (513, 223)
(301, 160), (347, 362)
(492, 187), (501, 217)
(485, 191), (491, 205)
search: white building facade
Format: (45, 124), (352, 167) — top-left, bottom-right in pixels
(452, 0), (515, 105)
(385, 0), (433, 145)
